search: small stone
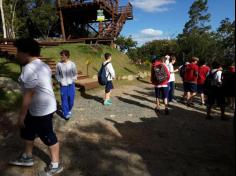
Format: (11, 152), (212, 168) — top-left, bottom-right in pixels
(127, 75), (134, 81)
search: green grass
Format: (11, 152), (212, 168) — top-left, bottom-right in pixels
(41, 43), (140, 77)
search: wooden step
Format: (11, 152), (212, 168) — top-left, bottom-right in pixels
(75, 78), (99, 90)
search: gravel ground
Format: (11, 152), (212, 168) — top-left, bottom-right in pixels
(0, 81), (235, 176)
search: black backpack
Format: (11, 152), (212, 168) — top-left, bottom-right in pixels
(179, 64), (186, 78)
(153, 64), (168, 84)
(98, 62), (110, 85)
(203, 71), (218, 94)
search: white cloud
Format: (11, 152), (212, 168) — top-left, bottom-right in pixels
(131, 0), (176, 12)
(132, 28), (169, 45)
(141, 28), (163, 38)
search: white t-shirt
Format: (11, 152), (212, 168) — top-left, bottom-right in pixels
(103, 61), (115, 81)
(168, 63), (175, 82)
(55, 60), (77, 86)
(211, 69), (222, 86)
(18, 59), (57, 116)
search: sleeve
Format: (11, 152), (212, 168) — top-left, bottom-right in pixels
(107, 63), (115, 79)
(216, 71), (222, 83)
(55, 64), (62, 82)
(20, 67), (38, 89)
(165, 65), (170, 80)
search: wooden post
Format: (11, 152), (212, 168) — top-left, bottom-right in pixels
(57, 0), (66, 41)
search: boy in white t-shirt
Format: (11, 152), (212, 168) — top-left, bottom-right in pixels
(103, 53), (115, 106)
(9, 38), (63, 176)
(55, 50), (77, 120)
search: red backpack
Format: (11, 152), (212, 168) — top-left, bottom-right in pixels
(152, 63), (169, 84)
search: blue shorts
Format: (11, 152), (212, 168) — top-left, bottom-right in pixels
(197, 84), (204, 94)
(20, 112), (58, 146)
(105, 81), (114, 93)
(184, 82), (197, 93)
(155, 87), (169, 99)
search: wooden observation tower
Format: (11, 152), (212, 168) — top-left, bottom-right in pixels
(56, 0), (133, 44)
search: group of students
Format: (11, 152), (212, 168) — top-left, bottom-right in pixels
(7, 38), (234, 176)
(150, 54), (235, 120)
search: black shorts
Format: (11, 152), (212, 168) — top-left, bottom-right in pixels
(20, 112), (58, 146)
(184, 82), (197, 93)
(207, 87), (225, 106)
(105, 81), (114, 93)
(197, 84), (204, 94)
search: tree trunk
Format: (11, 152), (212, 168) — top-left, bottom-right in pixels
(0, 0), (7, 38)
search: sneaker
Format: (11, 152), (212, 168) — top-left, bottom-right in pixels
(9, 153), (34, 167)
(104, 100), (112, 106)
(68, 111), (72, 115)
(154, 108), (160, 117)
(64, 114), (71, 120)
(165, 108), (169, 115)
(38, 164), (63, 176)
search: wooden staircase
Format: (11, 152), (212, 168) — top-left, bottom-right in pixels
(0, 40), (99, 90)
(101, 2), (133, 38)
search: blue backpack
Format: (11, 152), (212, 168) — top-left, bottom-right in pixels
(98, 62), (110, 85)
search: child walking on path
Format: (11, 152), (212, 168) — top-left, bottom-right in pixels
(55, 50), (77, 120)
(9, 38), (63, 176)
(151, 56), (170, 116)
(197, 60), (210, 105)
(168, 56), (178, 103)
(103, 53), (115, 106)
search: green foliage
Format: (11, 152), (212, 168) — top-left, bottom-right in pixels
(115, 35), (137, 52)
(127, 39), (178, 64)
(29, 3), (58, 39)
(215, 18), (235, 65)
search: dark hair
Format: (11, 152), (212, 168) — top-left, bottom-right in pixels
(104, 53), (111, 60)
(60, 50), (70, 57)
(211, 61), (221, 69)
(13, 38), (40, 57)
(169, 56), (176, 62)
(198, 59), (206, 66)
(157, 56), (166, 63)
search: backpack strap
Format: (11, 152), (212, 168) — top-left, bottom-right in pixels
(102, 62), (111, 78)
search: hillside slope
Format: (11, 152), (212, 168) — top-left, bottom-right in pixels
(41, 44), (139, 77)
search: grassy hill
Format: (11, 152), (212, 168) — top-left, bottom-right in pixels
(41, 43), (139, 77)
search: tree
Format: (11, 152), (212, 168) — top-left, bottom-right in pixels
(177, 0), (215, 63)
(0, 0), (7, 38)
(183, 0), (211, 34)
(216, 18), (235, 65)
(115, 35), (137, 52)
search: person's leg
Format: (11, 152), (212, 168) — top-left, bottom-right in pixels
(200, 93), (205, 105)
(68, 83), (75, 113)
(9, 113), (35, 166)
(24, 140), (34, 156)
(163, 87), (169, 114)
(60, 86), (69, 117)
(38, 114), (63, 174)
(49, 142), (60, 163)
(168, 81), (174, 102)
(104, 82), (113, 105)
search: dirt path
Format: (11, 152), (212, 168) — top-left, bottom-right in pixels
(0, 82), (235, 176)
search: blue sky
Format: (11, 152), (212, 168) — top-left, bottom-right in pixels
(119, 0), (235, 45)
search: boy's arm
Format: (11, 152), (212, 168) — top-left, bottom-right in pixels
(18, 89), (35, 128)
(108, 63), (115, 79)
(72, 63), (78, 81)
(55, 64), (61, 82)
